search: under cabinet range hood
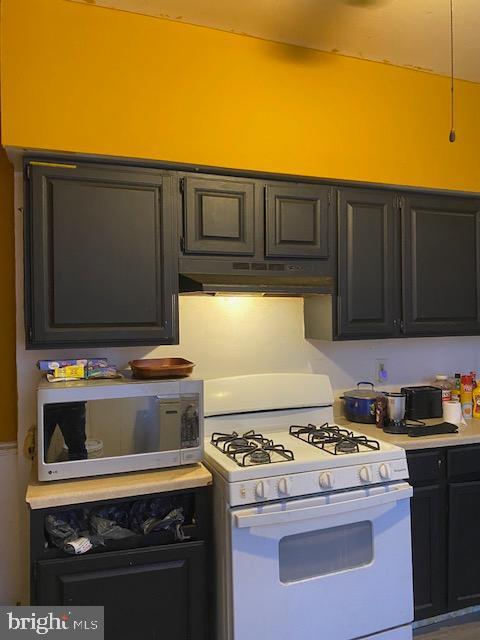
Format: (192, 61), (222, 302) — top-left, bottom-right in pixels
(179, 262), (334, 296)
(179, 274), (333, 295)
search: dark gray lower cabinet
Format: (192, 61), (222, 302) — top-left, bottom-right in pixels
(25, 161), (178, 348)
(336, 188), (400, 339)
(410, 485), (446, 618)
(30, 487), (211, 640)
(35, 542), (206, 640)
(407, 449), (447, 620)
(408, 445), (480, 621)
(448, 482), (480, 611)
(446, 445), (480, 611)
(402, 194), (480, 336)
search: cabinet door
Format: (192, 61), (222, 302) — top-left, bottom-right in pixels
(407, 449), (447, 620)
(448, 481), (480, 611)
(26, 161), (178, 348)
(182, 175), (256, 256)
(402, 194), (480, 336)
(34, 542), (207, 640)
(336, 188), (400, 338)
(410, 484), (447, 619)
(265, 184), (330, 258)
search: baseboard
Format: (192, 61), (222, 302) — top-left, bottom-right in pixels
(0, 441), (17, 453)
(413, 605), (480, 629)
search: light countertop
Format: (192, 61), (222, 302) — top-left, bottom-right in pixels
(26, 463), (212, 510)
(336, 416), (480, 450)
(26, 418), (480, 510)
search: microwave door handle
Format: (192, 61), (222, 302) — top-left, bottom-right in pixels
(234, 484), (413, 529)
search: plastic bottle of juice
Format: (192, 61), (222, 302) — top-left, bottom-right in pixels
(451, 373), (461, 402)
(473, 383), (480, 419)
(461, 374), (473, 419)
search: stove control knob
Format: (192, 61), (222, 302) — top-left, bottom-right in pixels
(278, 477), (291, 496)
(255, 480), (270, 500)
(319, 472), (334, 489)
(359, 466), (372, 482)
(378, 463), (391, 480)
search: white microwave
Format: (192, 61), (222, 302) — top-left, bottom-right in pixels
(37, 377), (203, 481)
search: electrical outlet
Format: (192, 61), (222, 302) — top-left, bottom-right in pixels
(376, 359), (388, 384)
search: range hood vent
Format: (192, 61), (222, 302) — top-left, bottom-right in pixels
(179, 273), (334, 296)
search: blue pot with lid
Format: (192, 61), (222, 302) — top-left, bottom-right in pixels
(341, 382), (385, 424)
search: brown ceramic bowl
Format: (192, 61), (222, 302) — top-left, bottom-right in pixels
(129, 358), (195, 379)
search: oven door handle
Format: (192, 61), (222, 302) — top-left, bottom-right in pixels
(234, 484), (412, 529)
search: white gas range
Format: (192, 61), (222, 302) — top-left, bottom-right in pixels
(204, 373), (413, 640)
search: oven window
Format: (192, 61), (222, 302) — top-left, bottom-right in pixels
(279, 521), (373, 583)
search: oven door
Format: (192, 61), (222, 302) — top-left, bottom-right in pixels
(230, 481), (413, 640)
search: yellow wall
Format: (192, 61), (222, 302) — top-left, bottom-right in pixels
(0, 0), (16, 442)
(0, 138), (16, 442)
(2, 0), (480, 192)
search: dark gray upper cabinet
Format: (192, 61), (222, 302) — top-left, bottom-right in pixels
(25, 161), (178, 349)
(26, 158), (480, 345)
(307, 188), (480, 341)
(402, 194), (480, 336)
(182, 175), (256, 256)
(336, 188), (400, 339)
(265, 184), (330, 258)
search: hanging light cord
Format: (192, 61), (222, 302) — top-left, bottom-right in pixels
(449, 0), (456, 142)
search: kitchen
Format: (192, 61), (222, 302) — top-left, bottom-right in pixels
(2, 0), (480, 639)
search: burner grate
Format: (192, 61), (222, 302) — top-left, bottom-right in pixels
(211, 430), (294, 467)
(289, 423), (380, 455)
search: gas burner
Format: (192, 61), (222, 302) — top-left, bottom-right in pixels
(289, 423), (380, 455)
(335, 439), (359, 454)
(290, 423), (353, 442)
(237, 443), (294, 468)
(248, 449), (271, 465)
(211, 430), (295, 467)
(227, 437), (251, 451)
(211, 430), (271, 452)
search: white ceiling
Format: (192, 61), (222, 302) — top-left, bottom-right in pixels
(70, 0), (480, 82)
